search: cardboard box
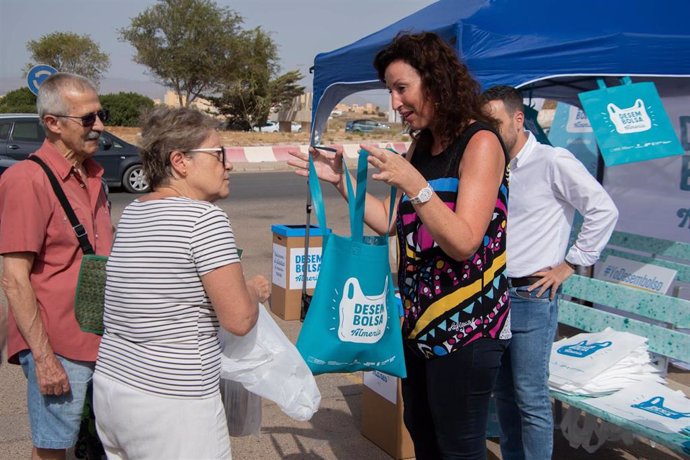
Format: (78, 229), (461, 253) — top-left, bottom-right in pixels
(361, 371), (415, 459)
(271, 224), (328, 321)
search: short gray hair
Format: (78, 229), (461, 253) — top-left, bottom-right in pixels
(138, 106), (220, 190)
(36, 73), (98, 128)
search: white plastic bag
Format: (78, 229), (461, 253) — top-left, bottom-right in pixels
(219, 303), (321, 421)
(219, 378), (262, 437)
(551, 343), (663, 396)
(586, 380), (690, 434)
(560, 405), (633, 453)
(550, 328), (647, 388)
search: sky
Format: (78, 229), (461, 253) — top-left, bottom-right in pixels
(0, 0), (436, 104)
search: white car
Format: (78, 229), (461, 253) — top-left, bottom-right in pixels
(253, 121), (302, 133)
(253, 121), (280, 133)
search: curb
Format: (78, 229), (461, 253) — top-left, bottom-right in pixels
(225, 142), (411, 166)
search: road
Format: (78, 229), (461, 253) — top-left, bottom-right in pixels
(110, 171), (392, 281)
(1, 171), (686, 459)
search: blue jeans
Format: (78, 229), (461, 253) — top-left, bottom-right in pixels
(494, 287), (559, 460)
(18, 350), (94, 449)
(401, 338), (508, 460)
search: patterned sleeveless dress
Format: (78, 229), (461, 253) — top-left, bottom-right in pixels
(397, 122), (511, 359)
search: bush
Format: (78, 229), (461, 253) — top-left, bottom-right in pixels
(99, 92), (154, 127)
(0, 88), (37, 113)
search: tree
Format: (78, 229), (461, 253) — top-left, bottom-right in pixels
(212, 68), (305, 130)
(269, 70), (307, 112)
(25, 32), (110, 85)
(0, 88), (37, 113)
(120, 0), (247, 107)
(100, 92), (155, 127)
(209, 29), (305, 130)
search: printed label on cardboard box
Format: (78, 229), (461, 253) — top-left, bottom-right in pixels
(272, 243), (287, 288)
(289, 247), (322, 289)
(363, 370), (398, 404)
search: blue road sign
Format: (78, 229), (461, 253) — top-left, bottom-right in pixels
(27, 64), (58, 95)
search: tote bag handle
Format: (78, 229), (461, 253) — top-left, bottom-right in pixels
(596, 76), (633, 90)
(308, 148), (396, 242)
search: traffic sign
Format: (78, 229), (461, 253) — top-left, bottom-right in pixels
(27, 64), (58, 95)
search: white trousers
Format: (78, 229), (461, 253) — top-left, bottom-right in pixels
(93, 372), (231, 460)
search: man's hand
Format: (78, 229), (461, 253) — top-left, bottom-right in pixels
(33, 352), (70, 396)
(529, 262), (575, 300)
(2, 253), (70, 395)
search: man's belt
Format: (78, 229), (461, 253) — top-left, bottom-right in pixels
(508, 276), (542, 288)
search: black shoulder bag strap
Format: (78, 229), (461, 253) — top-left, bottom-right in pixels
(27, 156), (95, 255)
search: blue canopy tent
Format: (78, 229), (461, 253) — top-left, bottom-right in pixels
(309, 0), (690, 144)
(298, 0), (690, 314)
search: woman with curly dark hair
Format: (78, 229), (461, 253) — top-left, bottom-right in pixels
(289, 31), (510, 459)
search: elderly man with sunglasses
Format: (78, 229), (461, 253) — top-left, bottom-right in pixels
(0, 72), (113, 459)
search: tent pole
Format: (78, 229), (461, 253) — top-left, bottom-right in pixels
(300, 180), (313, 321)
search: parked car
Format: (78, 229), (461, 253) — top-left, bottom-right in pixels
(344, 119), (391, 133)
(253, 120), (302, 133)
(0, 113), (149, 193)
(0, 157), (16, 176)
(253, 120), (280, 133)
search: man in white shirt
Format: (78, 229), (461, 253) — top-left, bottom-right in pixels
(483, 86), (619, 460)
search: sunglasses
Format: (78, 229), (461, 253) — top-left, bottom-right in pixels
(186, 146), (226, 164)
(52, 109), (109, 127)
(312, 145), (338, 153)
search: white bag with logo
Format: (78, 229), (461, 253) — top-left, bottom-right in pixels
(586, 381), (690, 434)
(549, 328), (647, 390)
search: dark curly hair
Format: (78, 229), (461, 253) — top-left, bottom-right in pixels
(374, 32), (495, 148)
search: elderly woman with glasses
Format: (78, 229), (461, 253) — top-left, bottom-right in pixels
(93, 106), (270, 459)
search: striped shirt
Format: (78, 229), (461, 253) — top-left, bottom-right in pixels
(96, 197), (240, 398)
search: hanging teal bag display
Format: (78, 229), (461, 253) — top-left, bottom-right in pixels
(296, 150), (406, 378)
(578, 77), (684, 166)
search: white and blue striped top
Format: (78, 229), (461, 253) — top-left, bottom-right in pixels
(96, 197), (239, 398)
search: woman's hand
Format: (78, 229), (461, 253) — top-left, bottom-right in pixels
(362, 144), (426, 196)
(247, 275), (271, 304)
(287, 146), (344, 185)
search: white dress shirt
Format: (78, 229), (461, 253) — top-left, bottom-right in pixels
(507, 132), (619, 278)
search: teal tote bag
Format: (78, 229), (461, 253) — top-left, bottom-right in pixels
(578, 77), (684, 166)
(296, 150), (407, 378)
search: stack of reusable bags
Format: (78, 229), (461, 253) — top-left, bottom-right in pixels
(585, 380), (690, 439)
(549, 328), (663, 396)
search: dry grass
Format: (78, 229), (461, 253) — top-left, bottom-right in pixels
(109, 117), (411, 147)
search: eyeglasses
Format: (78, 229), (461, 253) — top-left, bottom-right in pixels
(186, 147), (226, 165)
(51, 109), (109, 127)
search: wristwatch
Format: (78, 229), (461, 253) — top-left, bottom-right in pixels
(410, 183), (433, 205)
